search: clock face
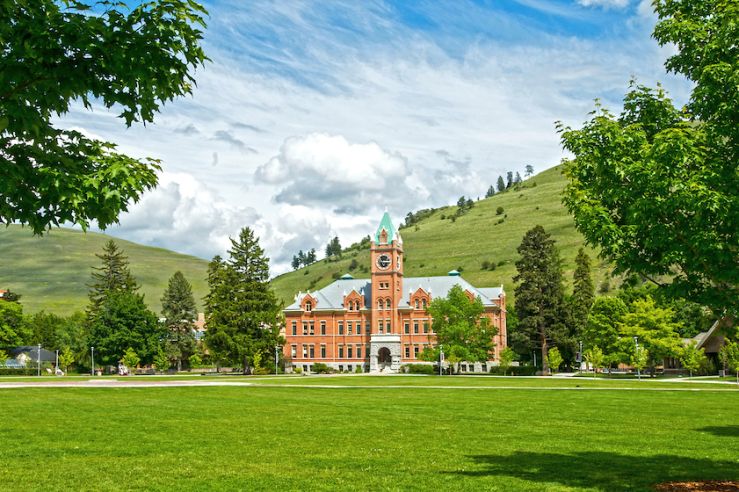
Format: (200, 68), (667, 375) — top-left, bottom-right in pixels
(376, 254), (391, 270)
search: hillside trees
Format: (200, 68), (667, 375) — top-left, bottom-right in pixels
(0, 0), (208, 233)
(204, 228), (283, 373)
(87, 240), (139, 317)
(419, 285), (496, 373)
(496, 176), (506, 193)
(485, 185), (495, 198)
(325, 236), (342, 259)
(161, 271), (197, 371)
(513, 226), (565, 373)
(559, 0), (738, 320)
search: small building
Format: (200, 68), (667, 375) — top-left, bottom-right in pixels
(10, 346), (56, 367)
(664, 320), (726, 372)
(282, 212), (507, 374)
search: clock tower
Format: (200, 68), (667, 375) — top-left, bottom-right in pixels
(370, 212), (404, 333)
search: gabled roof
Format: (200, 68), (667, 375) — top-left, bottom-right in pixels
(10, 346), (56, 362)
(284, 276), (504, 312)
(374, 211), (400, 245)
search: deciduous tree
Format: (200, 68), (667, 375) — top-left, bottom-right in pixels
(0, 0), (208, 232)
(680, 342), (707, 378)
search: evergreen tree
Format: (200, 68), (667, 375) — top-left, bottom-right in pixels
(87, 240), (138, 318)
(204, 228), (283, 373)
(506, 171), (514, 189)
(525, 164), (534, 177)
(513, 226), (565, 374)
(485, 185), (495, 198)
(291, 255), (301, 270)
(567, 248), (595, 351)
(161, 271), (197, 371)
(496, 175), (506, 193)
(306, 248), (317, 264)
(514, 172), (522, 184)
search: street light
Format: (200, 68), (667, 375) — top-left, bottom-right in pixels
(439, 345), (444, 376)
(91, 346), (95, 376)
(37, 343), (41, 377)
(274, 345), (280, 376)
(633, 336), (641, 381)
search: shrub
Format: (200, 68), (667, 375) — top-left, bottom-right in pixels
(0, 367), (39, 376)
(489, 263), (497, 271)
(481, 260), (491, 270)
(496, 206), (504, 215)
(332, 272), (341, 280)
(489, 365), (537, 376)
(404, 364), (435, 375)
(312, 362), (333, 374)
(355, 365), (363, 373)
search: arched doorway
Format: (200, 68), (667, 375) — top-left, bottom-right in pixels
(378, 347), (392, 369)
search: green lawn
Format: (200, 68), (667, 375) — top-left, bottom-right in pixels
(1, 377), (737, 491)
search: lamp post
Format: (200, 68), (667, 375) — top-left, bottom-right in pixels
(37, 343), (41, 377)
(91, 346), (95, 376)
(439, 345), (444, 376)
(633, 336), (640, 381)
(274, 345), (280, 376)
(55, 349), (59, 376)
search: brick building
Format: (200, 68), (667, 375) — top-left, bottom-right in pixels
(283, 213), (506, 373)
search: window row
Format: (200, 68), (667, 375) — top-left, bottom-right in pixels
(413, 298), (428, 310)
(290, 344), (365, 359)
(403, 319), (431, 334)
(291, 320), (370, 336)
(404, 344), (426, 359)
(377, 298), (393, 310)
(345, 300), (362, 311)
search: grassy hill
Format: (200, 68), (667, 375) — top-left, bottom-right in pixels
(0, 226), (209, 315)
(271, 165), (612, 306)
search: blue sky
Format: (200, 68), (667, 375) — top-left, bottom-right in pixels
(63, 0), (691, 274)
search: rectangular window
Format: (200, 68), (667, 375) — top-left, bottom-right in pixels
(339, 345), (344, 358)
(302, 322), (308, 336)
(302, 345), (307, 358)
(347, 321), (353, 335)
(413, 321), (419, 334)
(320, 321), (326, 335)
(291, 321), (297, 336)
(404, 321), (410, 334)
(338, 322), (344, 335)
(377, 320), (383, 334)
(320, 344), (326, 358)
(385, 320), (391, 333)
(365, 322), (371, 334)
(348, 346), (353, 358)
(423, 321), (429, 334)
(356, 345), (362, 359)
(414, 346), (419, 358)
(309, 345), (315, 358)
(291, 345), (297, 358)
(405, 346), (410, 358)
(309, 321), (315, 335)
(356, 322), (362, 335)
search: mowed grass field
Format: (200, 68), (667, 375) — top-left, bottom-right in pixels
(1, 376), (737, 491)
(271, 166), (612, 306)
(0, 225), (209, 315)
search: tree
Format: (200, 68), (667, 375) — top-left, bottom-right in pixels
(679, 342), (706, 378)
(89, 291), (163, 366)
(583, 297), (627, 367)
(558, 1), (738, 320)
(514, 226), (565, 374)
(419, 285), (497, 374)
(153, 346), (170, 373)
(87, 240), (139, 318)
(0, 300), (28, 347)
(631, 347), (649, 378)
(306, 249), (317, 264)
(566, 248), (595, 357)
(291, 255), (301, 270)
(0, 349), (8, 367)
(485, 185), (495, 198)
(58, 346), (75, 374)
(204, 228), (283, 373)
(525, 165), (534, 177)
(547, 347), (563, 374)
(188, 353), (203, 370)
(719, 341), (739, 384)
(498, 347), (515, 376)
(161, 271), (197, 371)
(584, 347), (605, 377)
(506, 171), (514, 189)
(325, 236), (342, 259)
(0, 0), (208, 233)
(120, 347), (140, 372)
(618, 296), (683, 375)
(496, 176), (506, 193)
(514, 172), (522, 184)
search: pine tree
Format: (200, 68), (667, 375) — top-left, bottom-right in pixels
(306, 248), (317, 264)
(496, 175), (506, 193)
(485, 185), (495, 198)
(570, 248), (595, 335)
(514, 172), (522, 184)
(204, 228), (283, 373)
(513, 226), (565, 374)
(161, 271), (197, 371)
(525, 164), (534, 177)
(506, 171), (514, 189)
(87, 240), (138, 318)
(291, 255), (301, 270)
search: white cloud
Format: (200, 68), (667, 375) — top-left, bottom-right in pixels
(577, 0), (630, 8)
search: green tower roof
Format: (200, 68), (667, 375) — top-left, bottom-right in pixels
(374, 212), (397, 244)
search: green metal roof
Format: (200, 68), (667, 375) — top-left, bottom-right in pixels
(340, 274), (354, 280)
(374, 212), (397, 244)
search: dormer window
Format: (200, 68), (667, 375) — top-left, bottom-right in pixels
(414, 299), (419, 309)
(422, 299), (427, 310)
(305, 301), (312, 312)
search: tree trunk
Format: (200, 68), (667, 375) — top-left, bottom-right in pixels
(541, 329), (549, 375)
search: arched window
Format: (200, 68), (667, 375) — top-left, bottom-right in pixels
(414, 299), (419, 309)
(386, 299), (391, 310)
(422, 299), (427, 310)
(305, 301), (312, 312)
(378, 299), (383, 310)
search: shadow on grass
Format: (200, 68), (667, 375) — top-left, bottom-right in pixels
(448, 451), (739, 490)
(698, 426), (739, 437)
